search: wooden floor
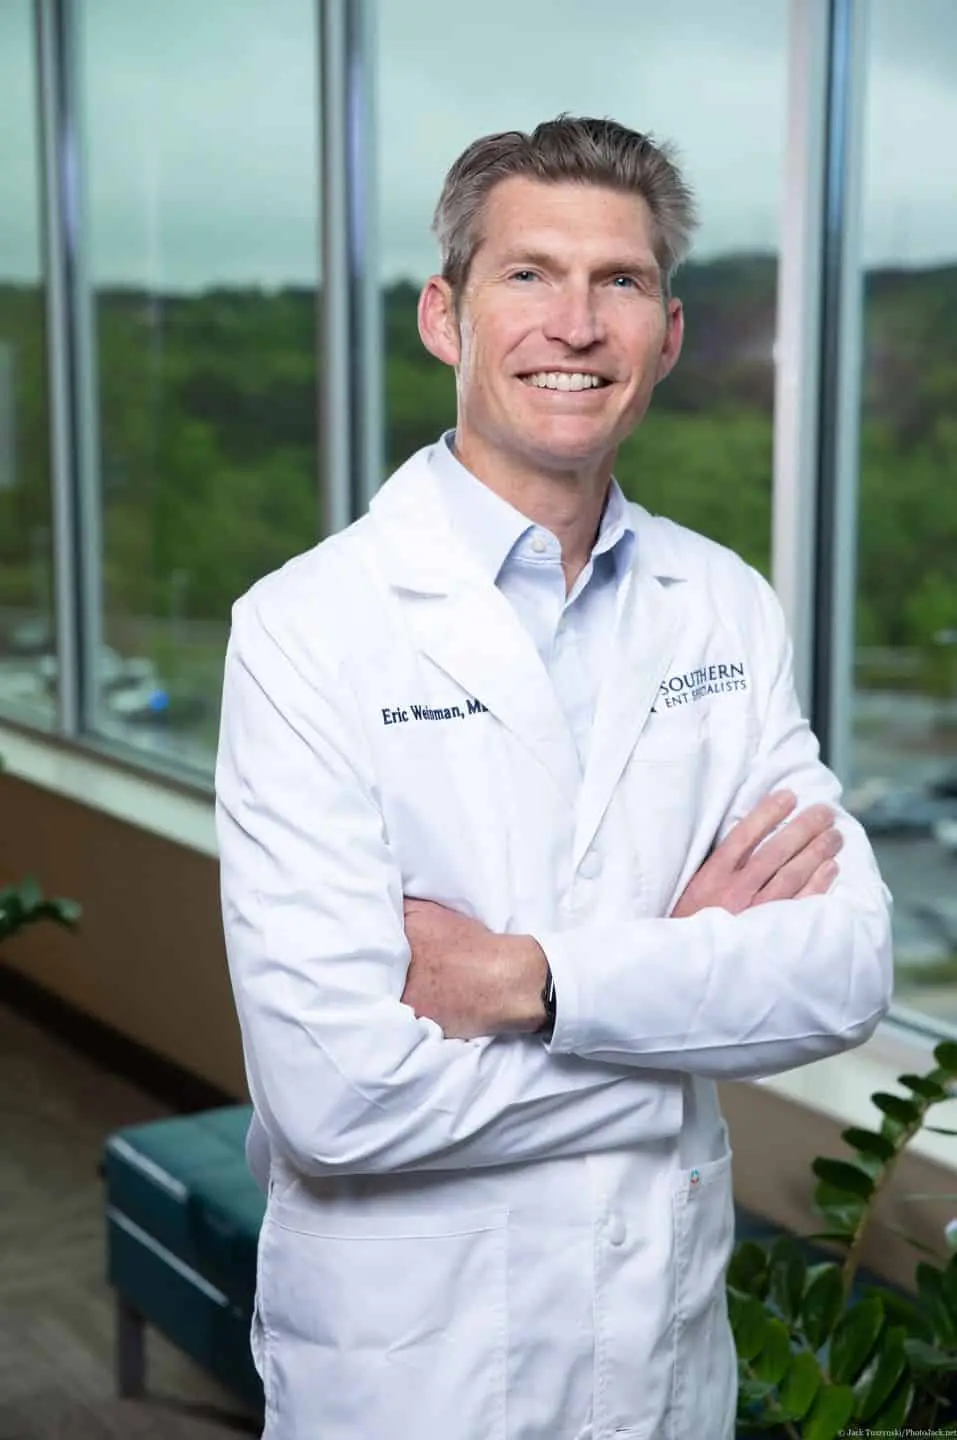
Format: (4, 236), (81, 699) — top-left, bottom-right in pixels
(0, 1000), (259, 1440)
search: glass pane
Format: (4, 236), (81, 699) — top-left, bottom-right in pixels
(375, 0), (787, 579)
(852, 1), (957, 1024)
(0, 1), (57, 729)
(79, 0), (321, 775)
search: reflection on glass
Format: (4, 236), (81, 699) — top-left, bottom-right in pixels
(79, 0), (321, 774)
(0, 1), (57, 728)
(375, 0), (787, 578)
(849, 0), (957, 1022)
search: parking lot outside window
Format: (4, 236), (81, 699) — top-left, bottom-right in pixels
(848, 0), (957, 1026)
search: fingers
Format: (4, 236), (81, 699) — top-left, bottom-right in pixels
(723, 790), (798, 870)
(744, 802), (838, 894)
(795, 858), (840, 899)
(751, 826), (843, 905)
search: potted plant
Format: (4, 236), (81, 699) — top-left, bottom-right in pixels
(729, 1040), (957, 1437)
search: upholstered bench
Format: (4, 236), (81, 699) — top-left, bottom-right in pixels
(102, 1105), (265, 1414)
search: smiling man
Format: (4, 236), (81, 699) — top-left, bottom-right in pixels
(216, 117), (892, 1440)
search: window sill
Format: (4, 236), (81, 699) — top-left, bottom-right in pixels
(756, 1014), (957, 1171)
(0, 722), (216, 858)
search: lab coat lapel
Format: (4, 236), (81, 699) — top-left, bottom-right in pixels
(368, 452), (582, 802)
(572, 541), (686, 870)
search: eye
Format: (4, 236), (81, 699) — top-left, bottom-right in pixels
(509, 270), (539, 283)
(612, 274), (638, 289)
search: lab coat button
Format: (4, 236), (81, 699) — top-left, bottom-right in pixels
(579, 851), (603, 880)
(606, 1213), (626, 1246)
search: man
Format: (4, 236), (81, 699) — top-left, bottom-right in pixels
(215, 116), (892, 1440)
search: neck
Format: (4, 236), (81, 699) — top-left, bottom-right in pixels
(453, 432), (612, 585)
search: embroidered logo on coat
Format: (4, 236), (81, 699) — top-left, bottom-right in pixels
(655, 661), (748, 711)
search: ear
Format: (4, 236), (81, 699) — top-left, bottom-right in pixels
(655, 298), (684, 384)
(417, 277), (461, 367)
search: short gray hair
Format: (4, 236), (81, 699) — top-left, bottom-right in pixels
(431, 114), (699, 299)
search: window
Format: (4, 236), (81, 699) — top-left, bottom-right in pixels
(0, 0), (57, 730)
(851, 0), (957, 1021)
(374, 0), (788, 579)
(77, 0), (322, 774)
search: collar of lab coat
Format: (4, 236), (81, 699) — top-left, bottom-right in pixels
(367, 444), (689, 866)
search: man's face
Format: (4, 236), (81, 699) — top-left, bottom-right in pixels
(419, 176), (684, 479)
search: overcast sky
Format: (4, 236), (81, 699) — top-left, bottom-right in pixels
(1, 0), (956, 290)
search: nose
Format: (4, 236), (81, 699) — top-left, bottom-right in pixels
(542, 282), (605, 350)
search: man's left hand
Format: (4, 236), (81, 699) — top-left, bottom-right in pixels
(401, 898), (546, 1039)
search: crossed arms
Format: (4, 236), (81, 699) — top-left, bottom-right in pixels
(216, 587), (892, 1179)
(402, 789), (844, 1039)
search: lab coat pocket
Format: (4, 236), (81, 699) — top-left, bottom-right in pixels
(669, 1149), (737, 1440)
(260, 1199), (508, 1440)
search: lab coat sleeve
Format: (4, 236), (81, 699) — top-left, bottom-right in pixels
(215, 592), (681, 1178)
(540, 568), (894, 1080)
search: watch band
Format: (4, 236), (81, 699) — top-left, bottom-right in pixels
(539, 962), (557, 1038)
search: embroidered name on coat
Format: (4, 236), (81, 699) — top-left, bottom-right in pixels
(381, 697), (489, 725)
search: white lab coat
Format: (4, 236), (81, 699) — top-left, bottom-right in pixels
(215, 443), (893, 1440)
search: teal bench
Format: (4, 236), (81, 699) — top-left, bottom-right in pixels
(102, 1105), (265, 1415)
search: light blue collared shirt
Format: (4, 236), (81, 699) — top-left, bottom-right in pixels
(429, 431), (636, 771)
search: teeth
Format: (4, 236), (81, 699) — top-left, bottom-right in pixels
(524, 372), (605, 391)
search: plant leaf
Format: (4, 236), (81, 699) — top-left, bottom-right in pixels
(871, 1091), (921, 1126)
(829, 1296), (884, 1385)
(778, 1349), (822, 1420)
(925, 1125), (957, 1137)
(727, 1240), (769, 1299)
(933, 1041), (957, 1074)
(859, 1286), (934, 1341)
(841, 1125), (897, 1163)
(731, 1294), (769, 1362)
(812, 1184), (867, 1237)
(17, 875), (41, 911)
(900, 1072), (951, 1101)
(48, 898), (81, 926)
(752, 1316), (792, 1386)
(903, 1337), (957, 1373)
(802, 1264), (845, 1350)
(853, 1324), (907, 1421)
(942, 1252), (957, 1314)
(802, 1383), (856, 1440)
(767, 1235), (806, 1322)
(917, 1262), (957, 1346)
(812, 1157), (875, 1199)
(870, 1375), (915, 1428)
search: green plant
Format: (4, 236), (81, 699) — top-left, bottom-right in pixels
(729, 1041), (957, 1438)
(0, 875), (81, 943)
(0, 757), (80, 944)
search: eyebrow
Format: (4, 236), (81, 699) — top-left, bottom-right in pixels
(498, 249), (662, 286)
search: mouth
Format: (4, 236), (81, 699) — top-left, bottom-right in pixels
(518, 370), (612, 392)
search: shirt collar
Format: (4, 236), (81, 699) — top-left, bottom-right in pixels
(430, 429), (635, 584)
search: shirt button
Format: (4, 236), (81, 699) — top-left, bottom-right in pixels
(606, 1213), (626, 1247)
(530, 534), (547, 554)
(578, 851), (603, 880)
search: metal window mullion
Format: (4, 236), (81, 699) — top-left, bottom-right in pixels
(318, 0), (354, 537)
(62, 0), (105, 737)
(34, 0), (103, 737)
(811, 0), (868, 779)
(34, 0), (79, 734)
(346, 0), (382, 515)
(772, 0), (832, 717)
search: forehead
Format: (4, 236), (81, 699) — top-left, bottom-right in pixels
(473, 176), (657, 267)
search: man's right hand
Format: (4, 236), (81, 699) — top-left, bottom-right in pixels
(672, 790), (842, 919)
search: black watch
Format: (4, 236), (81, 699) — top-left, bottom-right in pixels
(538, 963), (557, 1038)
